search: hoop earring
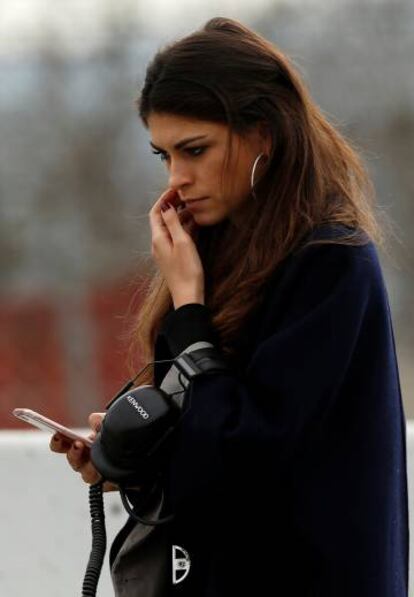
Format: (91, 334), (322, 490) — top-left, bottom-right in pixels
(250, 152), (268, 199)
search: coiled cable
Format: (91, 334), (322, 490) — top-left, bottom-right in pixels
(81, 481), (106, 597)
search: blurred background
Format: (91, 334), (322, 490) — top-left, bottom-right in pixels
(1, 0), (413, 431)
(1, 0), (413, 595)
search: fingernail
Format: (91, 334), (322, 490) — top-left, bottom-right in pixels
(161, 202), (171, 212)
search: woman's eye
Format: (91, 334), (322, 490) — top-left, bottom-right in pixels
(185, 146), (206, 157)
(151, 147), (206, 162)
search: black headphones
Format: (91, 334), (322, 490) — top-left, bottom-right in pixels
(81, 346), (229, 596)
(89, 346), (230, 526)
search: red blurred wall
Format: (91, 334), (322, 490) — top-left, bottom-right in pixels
(1, 274), (145, 429)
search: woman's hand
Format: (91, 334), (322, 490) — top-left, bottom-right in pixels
(49, 412), (119, 493)
(149, 188), (205, 309)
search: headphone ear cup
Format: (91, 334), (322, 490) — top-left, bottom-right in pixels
(90, 386), (181, 487)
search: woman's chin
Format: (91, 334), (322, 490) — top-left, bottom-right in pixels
(192, 209), (225, 227)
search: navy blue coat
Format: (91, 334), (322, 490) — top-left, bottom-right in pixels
(115, 223), (409, 596)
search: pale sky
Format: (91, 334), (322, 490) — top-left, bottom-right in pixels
(0, 0), (281, 58)
(0, 0), (393, 58)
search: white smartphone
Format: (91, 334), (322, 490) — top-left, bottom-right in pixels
(12, 408), (94, 448)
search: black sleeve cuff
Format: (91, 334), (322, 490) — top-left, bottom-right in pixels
(159, 303), (218, 357)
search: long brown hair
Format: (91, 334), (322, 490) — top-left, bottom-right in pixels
(123, 16), (392, 383)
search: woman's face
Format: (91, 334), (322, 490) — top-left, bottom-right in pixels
(147, 112), (270, 226)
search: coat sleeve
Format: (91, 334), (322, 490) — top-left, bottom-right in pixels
(158, 241), (380, 508)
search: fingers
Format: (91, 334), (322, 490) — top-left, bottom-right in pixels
(66, 441), (88, 471)
(160, 200), (189, 241)
(164, 192), (184, 211)
(87, 430), (97, 442)
(153, 198), (192, 258)
(149, 188), (177, 244)
(49, 415), (108, 488)
(150, 188), (179, 220)
(50, 433), (73, 453)
(79, 461), (102, 485)
(149, 188), (186, 245)
(66, 442), (102, 484)
(155, 187), (184, 212)
(88, 412), (105, 433)
(50, 431), (136, 491)
(49, 429), (96, 454)
(50, 433), (103, 485)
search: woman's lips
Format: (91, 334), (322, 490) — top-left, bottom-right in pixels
(185, 197), (208, 207)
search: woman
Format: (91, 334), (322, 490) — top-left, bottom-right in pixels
(50, 16), (409, 596)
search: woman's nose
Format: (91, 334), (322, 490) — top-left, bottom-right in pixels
(168, 161), (193, 189)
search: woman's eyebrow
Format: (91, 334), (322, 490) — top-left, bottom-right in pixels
(149, 135), (208, 151)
